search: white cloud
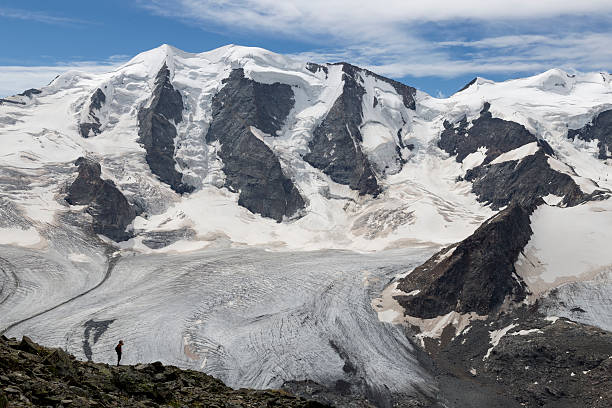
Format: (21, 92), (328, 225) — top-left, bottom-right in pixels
(140, 1), (612, 32)
(138, 0), (612, 79)
(139, 0), (612, 48)
(283, 30), (612, 80)
(302, 32), (612, 78)
(0, 7), (92, 26)
(0, 63), (120, 98)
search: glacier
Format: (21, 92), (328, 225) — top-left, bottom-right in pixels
(1, 244), (435, 403)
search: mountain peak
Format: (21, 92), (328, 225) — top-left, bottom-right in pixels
(456, 76), (495, 93)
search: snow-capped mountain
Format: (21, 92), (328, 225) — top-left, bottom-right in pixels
(1, 44), (611, 407)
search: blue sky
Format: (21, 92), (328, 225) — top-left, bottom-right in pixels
(1, 0), (611, 97)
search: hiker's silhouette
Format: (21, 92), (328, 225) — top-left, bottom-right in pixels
(115, 340), (124, 366)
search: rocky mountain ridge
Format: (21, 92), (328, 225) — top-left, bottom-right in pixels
(0, 335), (328, 407)
(1, 45), (610, 249)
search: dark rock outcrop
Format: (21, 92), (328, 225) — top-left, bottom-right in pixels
(283, 379), (436, 408)
(18, 336), (40, 355)
(213, 68), (295, 136)
(306, 62), (329, 75)
(439, 103), (536, 164)
(441, 103), (590, 208)
(304, 64), (381, 196)
(433, 310), (612, 408)
(395, 202), (535, 319)
(0, 89), (40, 105)
(79, 88), (106, 138)
(207, 68), (304, 222)
(17, 88), (42, 98)
(303, 63), (416, 195)
(0, 98), (24, 106)
(138, 64), (194, 194)
(481, 318), (611, 408)
(568, 109), (612, 160)
(0, 335), (328, 408)
(456, 77), (478, 93)
(65, 157), (136, 241)
(465, 148), (585, 209)
(141, 228), (196, 249)
(331, 63), (417, 111)
(370, 71), (417, 111)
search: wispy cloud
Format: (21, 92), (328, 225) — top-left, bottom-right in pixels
(138, 0), (612, 79)
(292, 31), (612, 78)
(0, 60), (125, 98)
(139, 1), (612, 34)
(0, 7), (93, 26)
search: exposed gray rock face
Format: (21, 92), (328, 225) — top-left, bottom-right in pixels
(465, 149), (585, 209)
(141, 228), (196, 249)
(439, 103), (536, 163)
(433, 310), (612, 408)
(17, 88), (42, 98)
(304, 64), (381, 196)
(137, 64), (194, 194)
(330, 63), (417, 111)
(0, 88), (41, 105)
(456, 77), (478, 93)
(206, 68), (304, 222)
(65, 157), (136, 241)
(440, 103), (590, 208)
(481, 318), (611, 407)
(305, 62), (329, 75)
(310, 62), (417, 112)
(79, 88), (106, 138)
(361, 66), (417, 111)
(568, 109), (612, 159)
(395, 202), (535, 319)
(0, 98), (24, 106)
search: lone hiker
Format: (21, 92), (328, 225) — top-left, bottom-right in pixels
(115, 340), (124, 366)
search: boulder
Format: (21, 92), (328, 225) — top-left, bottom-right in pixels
(18, 336), (40, 354)
(42, 348), (76, 378)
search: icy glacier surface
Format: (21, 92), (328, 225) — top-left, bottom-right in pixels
(1, 245), (436, 400)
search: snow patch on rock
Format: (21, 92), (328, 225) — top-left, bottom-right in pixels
(490, 142), (539, 165)
(484, 323), (518, 360)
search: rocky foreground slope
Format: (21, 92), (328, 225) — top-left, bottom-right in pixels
(0, 335), (327, 407)
(416, 308), (612, 408)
